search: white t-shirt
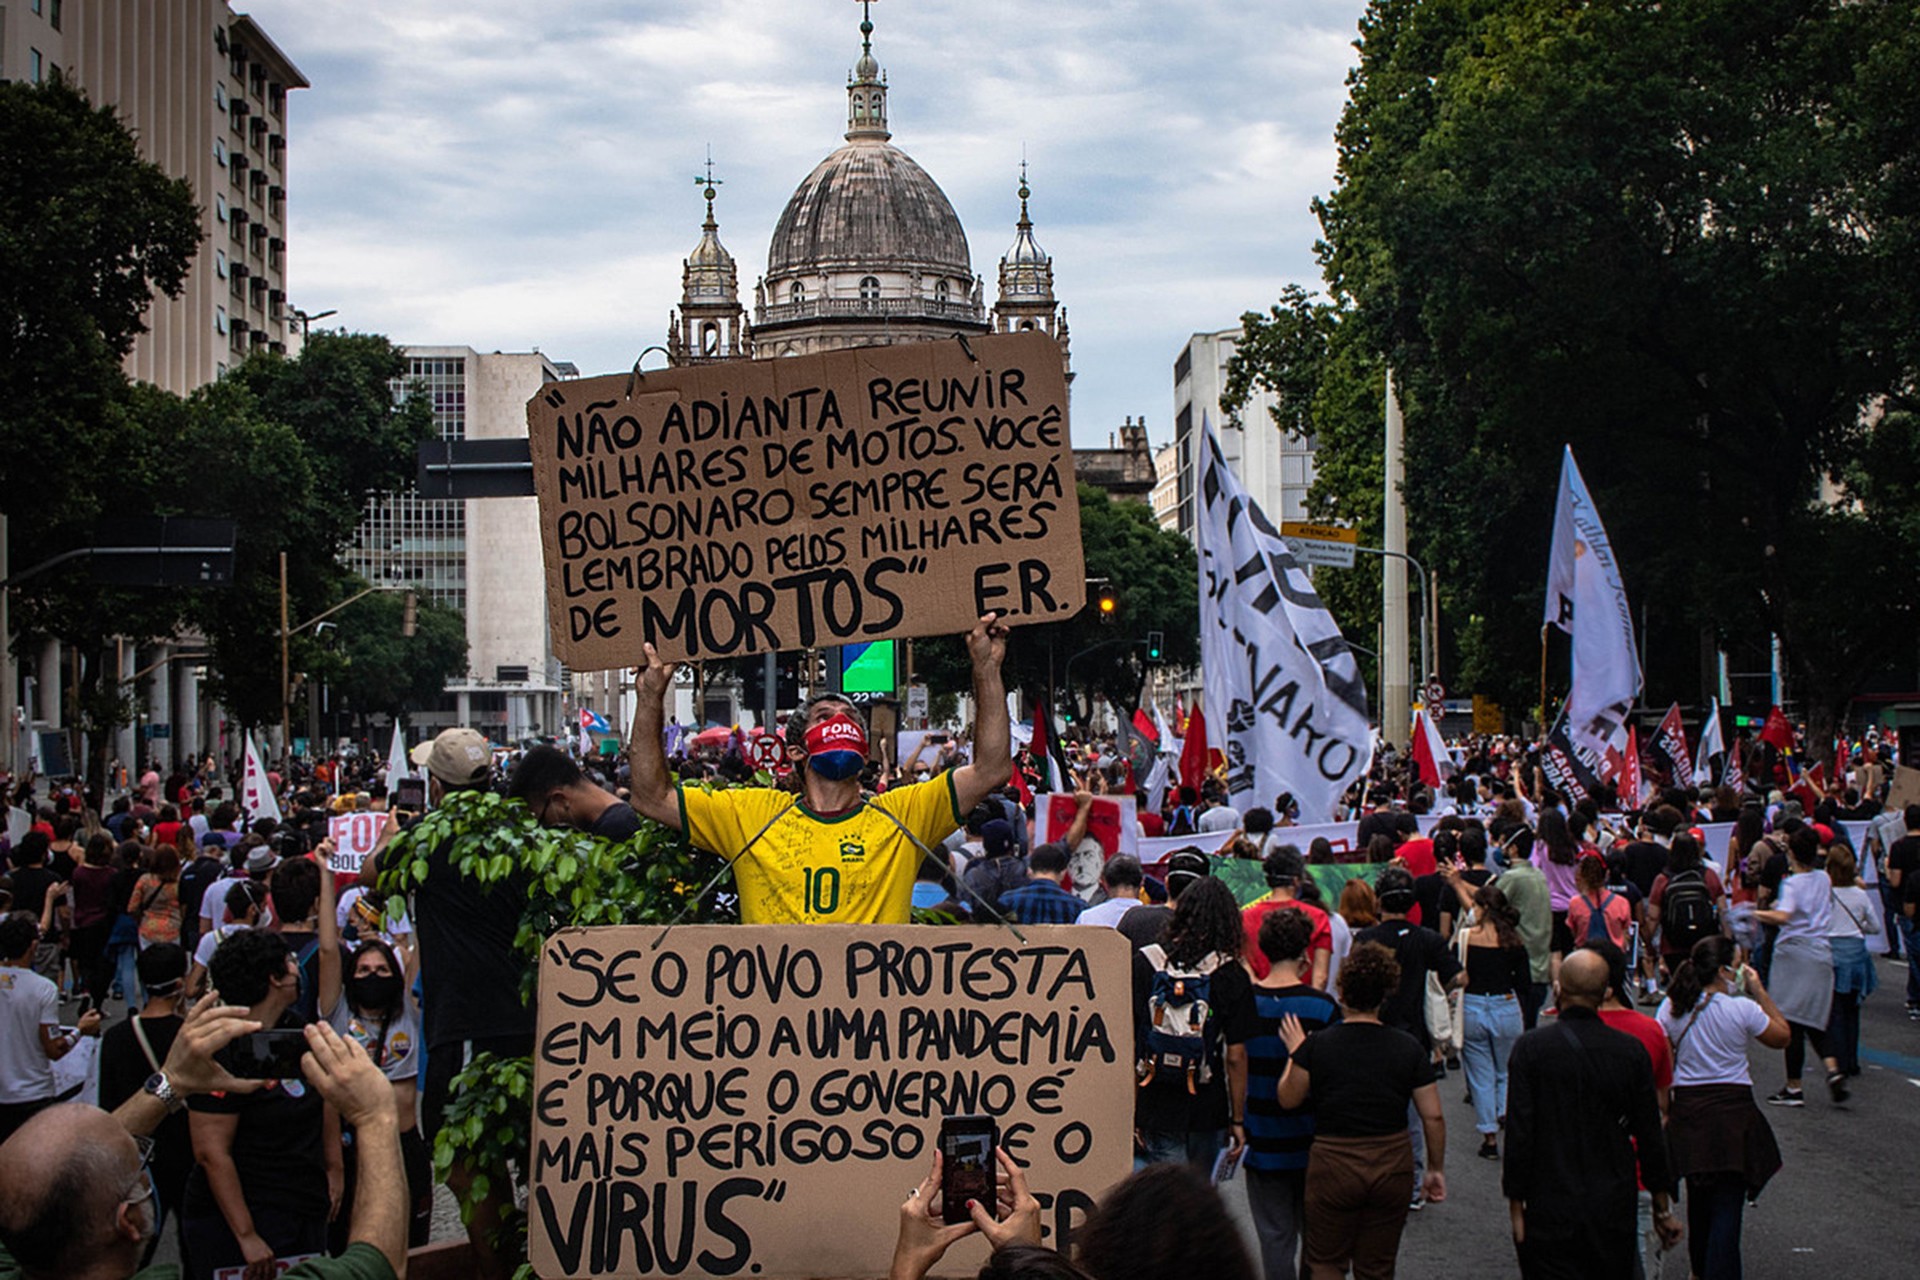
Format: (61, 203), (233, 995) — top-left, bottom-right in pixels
(1775, 869), (1833, 945)
(1198, 806), (1240, 834)
(0, 966), (59, 1104)
(1657, 992), (1770, 1087)
(1827, 885), (1881, 940)
(325, 986), (421, 1082)
(188, 814), (211, 841)
(194, 923), (251, 972)
(1326, 910), (1354, 991)
(1077, 897), (1139, 928)
(336, 887), (413, 939)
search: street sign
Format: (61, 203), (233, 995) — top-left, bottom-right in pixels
(88, 517), (237, 587)
(906, 686), (929, 721)
(1424, 677), (1447, 706)
(1280, 520), (1358, 569)
(749, 732), (785, 770)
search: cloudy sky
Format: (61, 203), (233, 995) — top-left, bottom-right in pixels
(244, 0), (1370, 448)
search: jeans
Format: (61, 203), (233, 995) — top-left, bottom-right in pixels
(1137, 1125), (1223, 1174)
(1684, 1172), (1747, 1280)
(1460, 992), (1523, 1134)
(1245, 1166), (1307, 1280)
(1900, 914), (1920, 1006)
(104, 942), (140, 1006)
(1634, 1189), (1659, 1280)
(1827, 991), (1862, 1074)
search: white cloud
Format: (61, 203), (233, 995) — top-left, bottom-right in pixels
(244, 0), (1369, 446)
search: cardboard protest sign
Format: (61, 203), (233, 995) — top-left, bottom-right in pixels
(527, 330), (1084, 671)
(326, 812), (384, 875)
(530, 925), (1134, 1279)
(1886, 765), (1920, 811)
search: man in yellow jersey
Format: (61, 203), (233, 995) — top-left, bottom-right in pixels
(627, 614), (1013, 924)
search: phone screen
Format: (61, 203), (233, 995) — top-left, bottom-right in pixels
(939, 1116), (996, 1225)
(228, 1030), (309, 1080)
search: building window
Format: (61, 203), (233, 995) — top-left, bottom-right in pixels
(216, 194), (229, 223)
(50, 0), (63, 31)
(214, 138), (228, 167)
(30, 50), (44, 83)
(31, 0), (43, 15)
(215, 250), (228, 279)
(702, 323), (720, 356)
(790, 282), (806, 306)
(215, 83), (228, 110)
(858, 276), (881, 302)
(934, 279), (950, 304)
(215, 307), (229, 335)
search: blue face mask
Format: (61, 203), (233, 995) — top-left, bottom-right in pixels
(808, 750), (865, 782)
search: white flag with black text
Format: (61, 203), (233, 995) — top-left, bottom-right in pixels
(1544, 447), (1641, 760)
(1197, 417), (1372, 821)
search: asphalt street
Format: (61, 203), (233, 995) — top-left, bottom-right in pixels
(1225, 948), (1920, 1279)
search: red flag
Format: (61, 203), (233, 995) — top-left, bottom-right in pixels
(1179, 703), (1210, 794)
(1760, 706), (1794, 753)
(1724, 738), (1747, 792)
(1790, 762), (1824, 812)
(1411, 710), (1452, 787)
(1132, 708), (1159, 746)
(1650, 702), (1694, 787)
(1621, 725), (1645, 808)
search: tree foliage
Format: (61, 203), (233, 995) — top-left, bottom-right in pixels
(0, 78), (200, 522)
(915, 483), (1199, 720)
(1228, 0), (1920, 736)
(315, 585), (468, 721)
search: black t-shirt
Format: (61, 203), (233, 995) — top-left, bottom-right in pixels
(1888, 836), (1920, 892)
(1759, 850), (1791, 899)
(1116, 903), (1174, 950)
(1614, 841), (1668, 899)
(591, 801), (644, 841)
(99, 1014), (191, 1208)
(410, 821), (535, 1050)
(1355, 919), (1457, 1049)
(1294, 1021), (1435, 1137)
(1131, 953), (1258, 1133)
(183, 1025), (328, 1219)
(1413, 874), (1448, 935)
(8, 866), (55, 917)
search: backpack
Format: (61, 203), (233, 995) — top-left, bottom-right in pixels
(1662, 869), (1719, 952)
(1137, 945), (1222, 1093)
(1583, 890), (1620, 943)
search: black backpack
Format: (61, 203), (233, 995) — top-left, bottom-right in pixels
(1662, 869), (1719, 952)
(176, 854), (227, 947)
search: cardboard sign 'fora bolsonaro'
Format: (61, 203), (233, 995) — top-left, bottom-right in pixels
(530, 924), (1134, 1279)
(527, 331), (1084, 670)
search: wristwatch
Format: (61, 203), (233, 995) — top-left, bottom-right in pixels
(142, 1070), (187, 1114)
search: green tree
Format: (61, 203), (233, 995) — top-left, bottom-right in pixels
(0, 78), (200, 523)
(916, 483), (1199, 721)
(1231, 0), (1920, 738)
(317, 586), (468, 726)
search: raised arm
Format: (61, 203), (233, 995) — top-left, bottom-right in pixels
(316, 847), (342, 1019)
(950, 613), (1012, 816)
(627, 642), (684, 831)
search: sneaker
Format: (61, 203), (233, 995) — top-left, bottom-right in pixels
(1766, 1086), (1805, 1107)
(1908, 1004), (1920, 1021)
(1408, 1193), (1425, 1212)
(1445, 1053), (1462, 1072)
(1478, 1138), (1500, 1161)
(1827, 1071), (1850, 1104)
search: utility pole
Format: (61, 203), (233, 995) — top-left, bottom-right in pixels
(1382, 371), (1411, 744)
(279, 551), (292, 762)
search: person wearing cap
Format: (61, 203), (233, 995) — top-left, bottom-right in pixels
(364, 725), (525, 1280)
(627, 614), (1013, 925)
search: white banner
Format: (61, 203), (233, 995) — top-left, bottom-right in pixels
(241, 732), (282, 825)
(1138, 814), (1443, 868)
(1544, 447), (1641, 759)
(1196, 416), (1372, 822)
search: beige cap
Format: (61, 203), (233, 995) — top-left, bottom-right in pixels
(411, 727), (493, 788)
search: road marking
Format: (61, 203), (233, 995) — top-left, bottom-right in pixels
(1859, 1045), (1920, 1076)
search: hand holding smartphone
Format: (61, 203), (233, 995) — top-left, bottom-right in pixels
(938, 1115), (998, 1226)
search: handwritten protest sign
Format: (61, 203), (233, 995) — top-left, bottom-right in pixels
(326, 813), (384, 875)
(530, 925), (1134, 1279)
(526, 331), (1084, 671)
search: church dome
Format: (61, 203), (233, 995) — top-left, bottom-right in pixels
(767, 140), (974, 279)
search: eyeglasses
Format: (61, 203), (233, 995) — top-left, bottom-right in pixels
(122, 1136), (158, 1210)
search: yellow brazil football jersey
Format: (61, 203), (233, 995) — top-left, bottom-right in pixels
(677, 774), (964, 924)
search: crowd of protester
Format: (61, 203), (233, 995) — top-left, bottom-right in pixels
(1, 711), (1914, 1279)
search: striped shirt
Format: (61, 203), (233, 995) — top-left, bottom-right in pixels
(1234, 982), (1342, 1171)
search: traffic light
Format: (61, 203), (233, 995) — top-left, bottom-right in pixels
(1145, 630), (1164, 662)
(1096, 590), (1118, 623)
(401, 590), (418, 637)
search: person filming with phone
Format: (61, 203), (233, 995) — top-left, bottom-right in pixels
(626, 613), (1014, 924)
(180, 929), (344, 1279)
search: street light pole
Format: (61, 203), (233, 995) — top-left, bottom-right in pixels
(279, 551), (292, 763)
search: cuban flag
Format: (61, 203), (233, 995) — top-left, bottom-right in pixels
(579, 707), (610, 755)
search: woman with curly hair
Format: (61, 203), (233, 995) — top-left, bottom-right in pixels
(1279, 941), (1445, 1278)
(1453, 886), (1532, 1159)
(1134, 877), (1256, 1174)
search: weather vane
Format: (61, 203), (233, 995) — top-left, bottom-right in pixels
(694, 146), (722, 211)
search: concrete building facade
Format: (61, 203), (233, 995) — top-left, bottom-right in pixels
(343, 347), (576, 744)
(1170, 328), (1316, 538)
